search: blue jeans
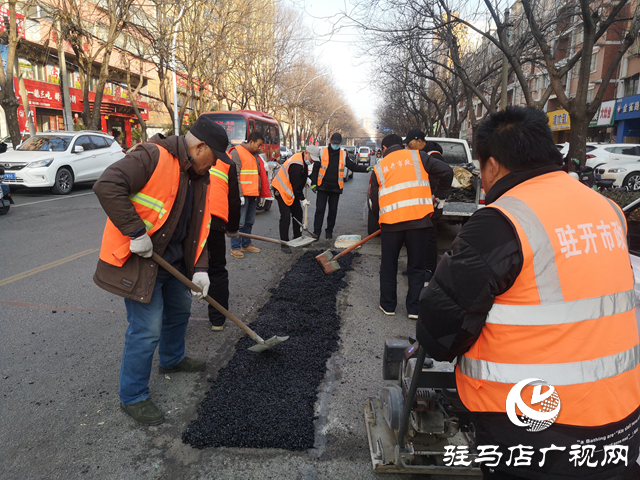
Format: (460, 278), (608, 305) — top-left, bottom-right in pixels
(119, 275), (192, 405)
(230, 196), (258, 250)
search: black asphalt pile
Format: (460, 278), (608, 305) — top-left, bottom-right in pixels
(182, 250), (357, 450)
(447, 187), (477, 203)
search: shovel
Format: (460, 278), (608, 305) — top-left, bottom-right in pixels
(239, 232), (316, 248)
(316, 229), (381, 275)
(151, 252), (288, 352)
(293, 216), (318, 239)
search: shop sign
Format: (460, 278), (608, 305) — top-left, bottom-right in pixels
(0, 8), (25, 39)
(590, 100), (616, 127)
(615, 94), (640, 120)
(547, 109), (570, 131)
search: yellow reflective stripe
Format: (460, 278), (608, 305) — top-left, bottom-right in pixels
(142, 219), (154, 231)
(240, 170), (258, 175)
(129, 192), (166, 216)
(209, 168), (229, 183)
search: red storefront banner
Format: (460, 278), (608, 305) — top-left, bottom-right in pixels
(0, 8), (25, 39)
(15, 78), (150, 131)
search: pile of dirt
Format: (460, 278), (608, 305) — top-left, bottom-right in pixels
(182, 250), (357, 450)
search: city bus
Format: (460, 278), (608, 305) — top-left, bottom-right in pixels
(202, 110), (281, 162)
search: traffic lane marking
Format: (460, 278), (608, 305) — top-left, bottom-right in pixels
(0, 248), (99, 287)
(12, 191), (95, 207)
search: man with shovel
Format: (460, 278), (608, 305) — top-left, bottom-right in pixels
(93, 115), (229, 425)
(272, 146), (319, 253)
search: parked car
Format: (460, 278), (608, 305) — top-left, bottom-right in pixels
(342, 145), (356, 181)
(594, 160), (640, 191)
(280, 145), (292, 162)
(579, 143), (640, 168)
(0, 133), (31, 152)
(0, 131), (125, 194)
(357, 146), (371, 165)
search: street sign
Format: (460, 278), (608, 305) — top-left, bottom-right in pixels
(379, 126), (391, 133)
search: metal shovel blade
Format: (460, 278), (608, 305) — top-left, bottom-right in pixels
(287, 236), (317, 248)
(248, 335), (290, 352)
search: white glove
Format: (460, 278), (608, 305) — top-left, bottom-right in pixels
(434, 198), (445, 210)
(191, 272), (210, 300)
(240, 196), (245, 206)
(301, 199), (310, 207)
(306, 178), (312, 187)
(129, 232), (153, 258)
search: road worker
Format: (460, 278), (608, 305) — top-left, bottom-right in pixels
(229, 132), (265, 258)
(207, 151), (241, 331)
(272, 145), (319, 253)
(370, 134), (452, 319)
(416, 106), (640, 478)
(93, 115), (228, 425)
(310, 132), (371, 239)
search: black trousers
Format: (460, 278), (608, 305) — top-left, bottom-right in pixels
(207, 229), (228, 326)
(426, 220), (438, 274)
(313, 190), (340, 236)
(275, 194), (302, 241)
(380, 227), (430, 316)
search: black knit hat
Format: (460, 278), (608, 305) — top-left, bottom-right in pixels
(190, 115), (231, 162)
(330, 132), (342, 144)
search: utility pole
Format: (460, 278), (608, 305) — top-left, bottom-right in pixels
(57, 20), (73, 131)
(500, 9), (510, 111)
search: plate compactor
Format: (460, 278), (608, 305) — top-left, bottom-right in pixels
(364, 338), (481, 476)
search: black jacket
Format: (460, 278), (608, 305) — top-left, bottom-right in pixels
(210, 158), (241, 234)
(310, 147), (368, 193)
(289, 162), (309, 201)
(370, 145), (453, 231)
(416, 164), (640, 479)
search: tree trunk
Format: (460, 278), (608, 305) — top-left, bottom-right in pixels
(566, 108), (590, 166)
(2, 95), (22, 145)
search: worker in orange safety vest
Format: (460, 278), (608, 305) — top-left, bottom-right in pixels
(93, 115), (230, 426)
(228, 131), (264, 258)
(416, 106), (640, 479)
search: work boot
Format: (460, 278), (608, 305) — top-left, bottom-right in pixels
(211, 324), (224, 331)
(281, 245), (292, 254)
(159, 356), (206, 374)
(120, 398), (164, 425)
(230, 249), (244, 259)
(325, 230), (333, 240)
(241, 244), (261, 253)
(379, 305), (395, 316)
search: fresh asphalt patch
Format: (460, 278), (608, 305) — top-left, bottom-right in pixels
(182, 250), (357, 450)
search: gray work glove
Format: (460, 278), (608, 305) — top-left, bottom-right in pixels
(240, 196), (245, 206)
(191, 272), (210, 300)
(301, 199), (310, 208)
(434, 198), (445, 210)
(129, 232), (153, 258)
(226, 230), (239, 238)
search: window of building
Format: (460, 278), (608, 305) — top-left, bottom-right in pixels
(590, 51), (598, 73)
(625, 73), (639, 97)
(574, 25), (584, 45)
(586, 88), (594, 103)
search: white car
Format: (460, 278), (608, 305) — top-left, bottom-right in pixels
(358, 147), (371, 165)
(423, 137), (478, 169)
(594, 160), (640, 191)
(279, 145), (292, 162)
(583, 143), (640, 168)
(0, 131), (125, 194)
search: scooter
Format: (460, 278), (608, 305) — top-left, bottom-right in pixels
(568, 158), (596, 188)
(0, 166), (15, 215)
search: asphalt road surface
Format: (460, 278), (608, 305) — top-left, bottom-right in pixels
(1, 173), (638, 480)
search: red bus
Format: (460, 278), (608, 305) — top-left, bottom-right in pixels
(202, 110), (281, 162)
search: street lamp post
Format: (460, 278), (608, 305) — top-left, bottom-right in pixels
(325, 103), (348, 144)
(293, 73), (328, 152)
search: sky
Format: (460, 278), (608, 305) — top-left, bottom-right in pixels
(293, 0), (378, 122)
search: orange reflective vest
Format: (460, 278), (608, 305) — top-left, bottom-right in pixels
(318, 147), (344, 189)
(209, 161), (230, 223)
(271, 153), (304, 206)
(99, 145), (211, 267)
(373, 149), (433, 225)
(456, 171), (640, 427)
(232, 145), (259, 196)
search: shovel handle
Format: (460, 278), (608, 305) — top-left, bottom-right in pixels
(150, 252), (263, 343)
(303, 185), (309, 227)
(238, 233), (284, 246)
(334, 229), (381, 260)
